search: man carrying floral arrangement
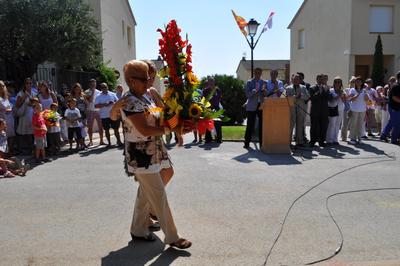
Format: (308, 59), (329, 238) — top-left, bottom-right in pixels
(202, 77), (223, 143)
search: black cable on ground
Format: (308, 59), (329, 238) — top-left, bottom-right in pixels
(305, 187), (400, 265)
(262, 154), (397, 266)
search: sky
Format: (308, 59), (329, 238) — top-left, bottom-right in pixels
(130, 0), (304, 78)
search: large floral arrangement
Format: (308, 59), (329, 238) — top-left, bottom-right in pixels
(157, 20), (222, 130)
(42, 109), (59, 127)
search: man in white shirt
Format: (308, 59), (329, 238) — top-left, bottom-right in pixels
(94, 83), (121, 146)
(115, 84), (124, 99)
(85, 79), (104, 146)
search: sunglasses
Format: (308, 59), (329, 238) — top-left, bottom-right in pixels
(131, 76), (150, 83)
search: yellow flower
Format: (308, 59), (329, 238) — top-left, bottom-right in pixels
(159, 67), (170, 78)
(200, 97), (211, 108)
(165, 98), (183, 116)
(178, 53), (186, 64)
(187, 71), (200, 86)
(189, 103), (202, 119)
(149, 107), (163, 114)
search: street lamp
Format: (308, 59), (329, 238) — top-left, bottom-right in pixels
(247, 19), (260, 78)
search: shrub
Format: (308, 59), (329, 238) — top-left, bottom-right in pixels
(200, 75), (246, 125)
(96, 62), (118, 90)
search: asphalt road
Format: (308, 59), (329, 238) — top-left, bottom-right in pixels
(1, 136), (399, 266)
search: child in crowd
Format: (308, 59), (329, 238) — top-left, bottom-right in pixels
(64, 98), (84, 151)
(0, 119), (29, 178)
(32, 102), (49, 163)
(0, 118), (8, 156)
(46, 103), (61, 155)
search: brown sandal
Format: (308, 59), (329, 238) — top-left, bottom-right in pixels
(170, 238), (192, 249)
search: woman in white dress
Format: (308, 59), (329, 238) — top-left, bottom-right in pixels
(15, 78), (36, 154)
(38, 81), (57, 110)
(326, 77), (345, 145)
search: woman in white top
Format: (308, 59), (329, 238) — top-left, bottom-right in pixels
(110, 60), (192, 249)
(326, 77), (345, 145)
(38, 81), (57, 110)
(15, 78), (36, 154)
(0, 81), (16, 154)
(348, 77), (369, 144)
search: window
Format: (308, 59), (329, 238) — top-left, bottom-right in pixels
(127, 26), (132, 47)
(369, 6), (393, 33)
(122, 20), (125, 38)
(298, 29), (305, 49)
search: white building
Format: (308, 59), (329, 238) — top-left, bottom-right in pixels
(87, 0), (137, 85)
(289, 0), (400, 84)
(236, 58), (290, 83)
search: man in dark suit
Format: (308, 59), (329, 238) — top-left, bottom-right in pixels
(297, 72), (311, 143)
(203, 77), (223, 143)
(309, 74), (331, 147)
(244, 68), (266, 148)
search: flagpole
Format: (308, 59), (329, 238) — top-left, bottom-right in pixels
(232, 10), (274, 77)
(254, 31), (264, 48)
(244, 34), (251, 47)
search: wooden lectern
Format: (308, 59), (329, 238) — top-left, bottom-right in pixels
(260, 97), (294, 154)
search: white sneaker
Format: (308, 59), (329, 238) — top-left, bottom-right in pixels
(349, 139), (357, 145)
(357, 139), (363, 144)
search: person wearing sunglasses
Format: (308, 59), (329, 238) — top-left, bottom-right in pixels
(94, 83), (121, 147)
(110, 60), (192, 249)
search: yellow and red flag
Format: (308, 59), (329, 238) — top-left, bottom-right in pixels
(231, 10), (248, 36)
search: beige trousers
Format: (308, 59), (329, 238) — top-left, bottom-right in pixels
(290, 105), (306, 145)
(130, 172), (180, 244)
(349, 111), (365, 140)
(341, 111), (350, 141)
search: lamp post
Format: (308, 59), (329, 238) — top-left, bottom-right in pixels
(247, 18), (260, 78)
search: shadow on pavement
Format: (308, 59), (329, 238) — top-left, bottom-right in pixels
(233, 147), (302, 165)
(294, 144), (359, 160)
(149, 247), (191, 266)
(355, 141), (387, 155)
(101, 240), (190, 266)
(195, 142), (222, 150)
(79, 145), (123, 157)
(292, 141), (388, 161)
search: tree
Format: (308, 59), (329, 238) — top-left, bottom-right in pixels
(0, 0), (101, 85)
(200, 75), (246, 125)
(371, 35), (385, 87)
(97, 62), (118, 90)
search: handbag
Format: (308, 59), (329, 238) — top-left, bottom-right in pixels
(328, 105), (339, 117)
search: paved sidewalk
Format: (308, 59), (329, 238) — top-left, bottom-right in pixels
(0, 134), (399, 266)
